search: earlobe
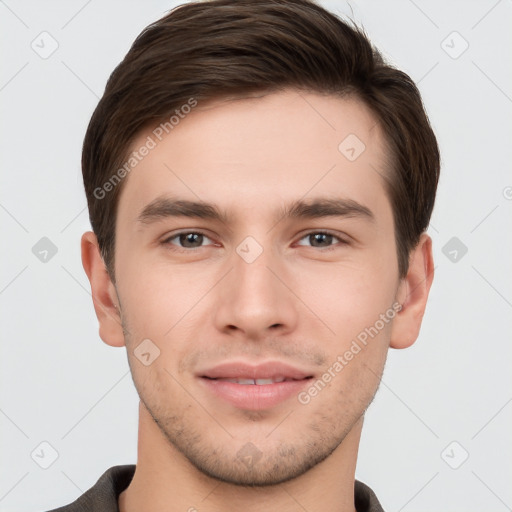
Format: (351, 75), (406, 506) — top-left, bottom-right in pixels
(390, 233), (434, 349)
(81, 231), (126, 347)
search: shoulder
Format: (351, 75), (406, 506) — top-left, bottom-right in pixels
(354, 479), (386, 512)
(42, 465), (136, 512)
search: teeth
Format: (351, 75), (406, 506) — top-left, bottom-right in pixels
(255, 378), (274, 385)
(238, 379), (256, 385)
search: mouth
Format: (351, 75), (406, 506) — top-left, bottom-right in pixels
(202, 376), (307, 385)
(197, 361), (314, 410)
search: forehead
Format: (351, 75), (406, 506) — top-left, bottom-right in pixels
(116, 89), (391, 225)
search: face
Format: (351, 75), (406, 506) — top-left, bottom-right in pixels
(112, 89), (404, 485)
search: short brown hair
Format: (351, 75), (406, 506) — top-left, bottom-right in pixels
(82, 0), (440, 281)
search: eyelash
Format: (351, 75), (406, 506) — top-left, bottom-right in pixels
(161, 230), (349, 252)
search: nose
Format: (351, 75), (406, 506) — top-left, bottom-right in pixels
(212, 244), (299, 340)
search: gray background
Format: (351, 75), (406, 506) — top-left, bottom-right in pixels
(1, 0), (511, 510)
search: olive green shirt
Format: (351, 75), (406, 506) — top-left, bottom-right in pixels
(45, 465), (385, 512)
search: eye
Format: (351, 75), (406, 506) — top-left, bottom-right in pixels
(162, 231), (215, 250)
(296, 231), (348, 249)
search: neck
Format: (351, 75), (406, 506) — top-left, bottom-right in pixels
(119, 402), (362, 512)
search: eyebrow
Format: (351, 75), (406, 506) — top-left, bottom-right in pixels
(136, 196), (375, 226)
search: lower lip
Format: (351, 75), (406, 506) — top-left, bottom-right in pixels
(199, 378), (311, 410)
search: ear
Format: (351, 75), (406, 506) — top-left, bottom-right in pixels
(390, 233), (434, 349)
(81, 231), (125, 347)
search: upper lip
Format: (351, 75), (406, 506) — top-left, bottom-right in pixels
(198, 361), (313, 380)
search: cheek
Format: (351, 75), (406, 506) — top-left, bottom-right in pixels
(117, 254), (210, 340)
(292, 254), (398, 338)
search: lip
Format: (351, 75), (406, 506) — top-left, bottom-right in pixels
(197, 361), (314, 410)
(198, 361), (313, 380)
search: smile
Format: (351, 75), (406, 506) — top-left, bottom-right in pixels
(205, 376), (300, 385)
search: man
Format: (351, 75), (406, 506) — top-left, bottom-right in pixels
(48, 0), (439, 510)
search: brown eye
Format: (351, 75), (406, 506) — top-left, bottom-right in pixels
(163, 231), (213, 249)
(296, 231), (346, 249)
(309, 233), (333, 247)
(179, 233), (204, 248)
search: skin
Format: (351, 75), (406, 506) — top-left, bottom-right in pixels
(82, 89), (434, 512)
